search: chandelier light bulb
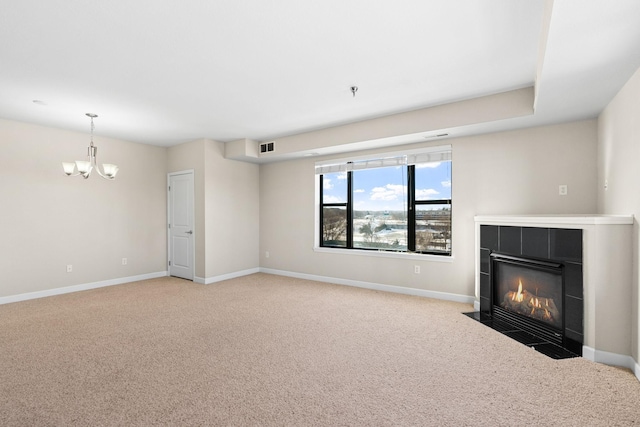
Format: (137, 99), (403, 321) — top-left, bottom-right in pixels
(62, 162), (76, 175)
(102, 163), (119, 178)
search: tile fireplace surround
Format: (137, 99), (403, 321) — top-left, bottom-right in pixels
(474, 215), (634, 368)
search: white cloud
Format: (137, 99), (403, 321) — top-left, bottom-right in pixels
(323, 178), (333, 190)
(415, 162), (441, 169)
(441, 180), (451, 188)
(416, 188), (439, 199)
(354, 189), (365, 193)
(323, 195), (343, 203)
(370, 184), (407, 201)
(337, 172), (347, 180)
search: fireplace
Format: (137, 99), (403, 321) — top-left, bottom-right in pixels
(492, 253), (563, 345)
(469, 224), (584, 359)
(472, 215), (634, 366)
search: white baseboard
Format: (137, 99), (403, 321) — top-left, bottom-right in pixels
(259, 268), (476, 305)
(195, 267), (261, 285)
(583, 346), (640, 383)
(0, 271), (168, 305)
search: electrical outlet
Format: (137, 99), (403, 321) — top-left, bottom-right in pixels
(66, 264), (72, 273)
(414, 265), (420, 274)
(122, 258), (127, 265)
(559, 185), (568, 196)
(265, 251), (270, 258)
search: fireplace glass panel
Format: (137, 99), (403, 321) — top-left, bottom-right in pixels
(494, 261), (562, 330)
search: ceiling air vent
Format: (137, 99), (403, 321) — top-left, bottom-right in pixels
(423, 133), (449, 140)
(260, 141), (275, 153)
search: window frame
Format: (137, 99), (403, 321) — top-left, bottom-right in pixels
(407, 165), (453, 255)
(316, 146), (452, 258)
(319, 170), (352, 248)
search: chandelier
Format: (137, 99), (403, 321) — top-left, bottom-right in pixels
(62, 113), (119, 180)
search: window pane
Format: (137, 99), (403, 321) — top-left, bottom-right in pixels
(415, 160), (451, 200)
(352, 167), (408, 251)
(416, 205), (451, 253)
(322, 206), (347, 247)
(322, 172), (347, 203)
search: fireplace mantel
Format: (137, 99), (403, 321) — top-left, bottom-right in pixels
(474, 214), (634, 365)
(475, 214), (633, 226)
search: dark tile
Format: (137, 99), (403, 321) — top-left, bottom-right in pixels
(522, 227), (549, 259)
(480, 248), (490, 274)
(463, 311), (492, 322)
(565, 337), (583, 354)
(528, 342), (579, 359)
(480, 296), (491, 313)
(499, 226), (522, 255)
(480, 272), (490, 300)
(565, 295), (583, 336)
(565, 262), (583, 299)
(550, 228), (582, 262)
(480, 225), (499, 250)
(565, 328), (584, 345)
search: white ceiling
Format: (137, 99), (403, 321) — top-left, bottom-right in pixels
(1, 0), (640, 150)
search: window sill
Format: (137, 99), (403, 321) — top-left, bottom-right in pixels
(313, 246), (454, 263)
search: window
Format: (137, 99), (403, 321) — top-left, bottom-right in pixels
(317, 146), (451, 256)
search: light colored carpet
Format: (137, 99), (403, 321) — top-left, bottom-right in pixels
(1, 273), (639, 426)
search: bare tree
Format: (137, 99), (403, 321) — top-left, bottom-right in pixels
(374, 221), (388, 233)
(323, 208), (346, 242)
(416, 230), (433, 251)
(359, 222), (374, 243)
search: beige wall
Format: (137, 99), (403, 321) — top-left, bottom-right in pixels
(598, 65), (640, 362)
(260, 120), (598, 298)
(204, 139), (260, 277)
(0, 119), (167, 297)
(167, 138), (260, 281)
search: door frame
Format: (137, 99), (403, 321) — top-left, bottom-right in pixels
(167, 170), (195, 280)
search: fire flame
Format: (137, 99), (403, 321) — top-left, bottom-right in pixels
(502, 279), (561, 326)
(511, 280), (524, 302)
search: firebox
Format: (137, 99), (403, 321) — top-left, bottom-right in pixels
(492, 254), (563, 345)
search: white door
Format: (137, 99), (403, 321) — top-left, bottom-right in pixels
(168, 171), (194, 280)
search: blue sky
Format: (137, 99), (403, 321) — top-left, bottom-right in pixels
(323, 161), (451, 211)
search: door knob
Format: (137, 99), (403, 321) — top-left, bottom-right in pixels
(185, 230), (193, 234)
